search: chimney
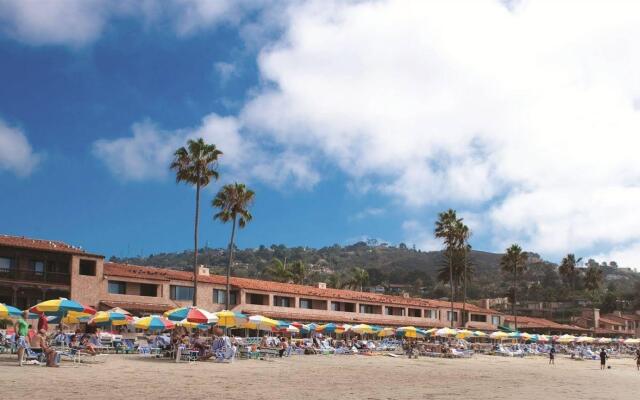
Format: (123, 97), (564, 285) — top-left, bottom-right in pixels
(402, 292), (410, 299)
(613, 310), (622, 317)
(198, 265), (210, 276)
(479, 299), (490, 309)
(593, 308), (600, 330)
(317, 282), (327, 289)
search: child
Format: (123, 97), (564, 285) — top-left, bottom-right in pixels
(549, 345), (556, 365)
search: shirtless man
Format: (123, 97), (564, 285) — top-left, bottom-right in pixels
(30, 329), (58, 367)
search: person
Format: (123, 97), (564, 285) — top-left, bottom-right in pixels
(30, 329), (59, 367)
(278, 336), (288, 357)
(37, 313), (48, 333)
(14, 310), (30, 366)
(635, 349), (639, 371)
(80, 334), (97, 355)
(549, 345), (556, 365)
(599, 348), (607, 370)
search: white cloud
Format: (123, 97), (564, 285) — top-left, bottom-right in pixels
(402, 220), (441, 252)
(214, 62), (237, 84)
(93, 113), (318, 189)
(0, 119), (40, 177)
(351, 207), (384, 221)
(234, 0), (640, 266)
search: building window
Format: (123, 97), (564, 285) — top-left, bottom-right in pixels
(408, 308), (421, 317)
(30, 260), (45, 275)
(274, 296), (293, 308)
(108, 281), (127, 295)
(246, 293), (268, 305)
(0, 257), (14, 272)
(470, 314), (487, 322)
(447, 311), (458, 322)
(170, 285), (194, 301)
(424, 309), (437, 319)
(79, 259), (96, 276)
(300, 299), (312, 309)
(491, 316), (500, 326)
(213, 289), (237, 305)
(140, 284), (157, 297)
(359, 304), (378, 314)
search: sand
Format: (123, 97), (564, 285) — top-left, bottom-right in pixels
(0, 353), (638, 400)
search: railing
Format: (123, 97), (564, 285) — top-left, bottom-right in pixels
(0, 269), (70, 285)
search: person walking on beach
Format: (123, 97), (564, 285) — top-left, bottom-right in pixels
(14, 310), (30, 366)
(599, 348), (608, 370)
(635, 349), (639, 371)
(549, 345), (556, 365)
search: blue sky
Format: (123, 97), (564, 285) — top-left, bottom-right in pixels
(2, 1), (640, 268)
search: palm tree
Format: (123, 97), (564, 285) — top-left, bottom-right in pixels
(349, 267), (369, 291)
(170, 138), (222, 305)
(434, 209), (463, 327)
(456, 222), (471, 325)
(584, 265), (603, 330)
(559, 253), (582, 290)
(289, 260), (307, 284)
(500, 244), (527, 331)
(327, 273), (343, 289)
(212, 183), (255, 310)
(263, 258), (293, 283)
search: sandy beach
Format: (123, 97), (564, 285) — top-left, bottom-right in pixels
(1, 354), (637, 400)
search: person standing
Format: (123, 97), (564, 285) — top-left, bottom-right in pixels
(14, 310), (30, 366)
(37, 313), (48, 333)
(549, 345), (556, 365)
(635, 349), (639, 371)
(599, 348), (608, 370)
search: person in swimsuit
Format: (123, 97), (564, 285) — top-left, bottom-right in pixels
(599, 348), (607, 370)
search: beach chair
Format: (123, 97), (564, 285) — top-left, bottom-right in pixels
(24, 346), (46, 365)
(214, 345), (236, 363)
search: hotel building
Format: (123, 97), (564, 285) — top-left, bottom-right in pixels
(0, 235), (501, 329)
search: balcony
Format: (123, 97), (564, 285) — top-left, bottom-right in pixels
(0, 269), (70, 285)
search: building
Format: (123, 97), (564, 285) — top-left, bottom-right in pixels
(572, 309), (640, 337)
(502, 315), (588, 334)
(0, 234), (502, 329)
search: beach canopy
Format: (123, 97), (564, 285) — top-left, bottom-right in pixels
(536, 334), (550, 342)
(214, 310), (248, 328)
(164, 307), (218, 324)
(89, 311), (130, 326)
(490, 331), (509, 340)
(245, 315), (279, 331)
(0, 303), (22, 318)
(351, 324), (375, 334)
(29, 298), (95, 316)
(135, 315), (175, 331)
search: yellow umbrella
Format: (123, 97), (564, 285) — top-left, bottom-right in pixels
(557, 334), (576, 344)
(456, 329), (473, 338)
(351, 324), (375, 334)
(472, 331), (487, 338)
(490, 331), (509, 340)
(377, 327), (395, 337)
(576, 336), (595, 343)
(214, 310), (248, 328)
(397, 326), (426, 338)
(245, 315), (279, 331)
(436, 327), (458, 337)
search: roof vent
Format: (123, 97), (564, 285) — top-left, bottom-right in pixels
(317, 282), (327, 289)
(402, 292), (410, 298)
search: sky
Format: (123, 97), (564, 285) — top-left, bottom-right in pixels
(2, 0), (640, 267)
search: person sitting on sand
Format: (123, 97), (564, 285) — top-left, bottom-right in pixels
(30, 329), (59, 367)
(80, 335), (97, 355)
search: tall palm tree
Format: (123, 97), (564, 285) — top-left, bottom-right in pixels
(584, 265), (603, 330)
(170, 138), (222, 305)
(212, 183), (255, 310)
(500, 244), (527, 331)
(456, 222), (471, 325)
(289, 260), (307, 284)
(434, 209), (463, 327)
(559, 253), (582, 290)
(263, 258), (293, 283)
(349, 267), (369, 292)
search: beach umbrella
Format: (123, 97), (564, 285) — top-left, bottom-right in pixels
(135, 315), (175, 331)
(47, 310), (92, 325)
(89, 311), (130, 326)
(351, 324), (375, 335)
(164, 306), (218, 324)
(456, 329), (473, 339)
(335, 324), (350, 334)
(306, 323), (319, 332)
(246, 315), (279, 331)
(176, 319), (209, 330)
(472, 331), (487, 338)
(377, 327), (395, 337)
(0, 303), (22, 318)
(597, 337), (612, 344)
(29, 298), (95, 316)
(436, 327), (458, 337)
(576, 336), (595, 343)
(285, 325), (300, 334)
(490, 331), (509, 340)
(537, 335), (550, 342)
(318, 323), (339, 333)
(508, 332), (524, 340)
(397, 326), (425, 338)
(108, 307), (132, 315)
(557, 334), (576, 344)
(624, 338), (640, 344)
(214, 310), (248, 328)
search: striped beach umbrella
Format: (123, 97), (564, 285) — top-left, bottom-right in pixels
(214, 310), (248, 328)
(377, 327), (395, 337)
(0, 303), (22, 318)
(164, 307), (218, 324)
(176, 319), (209, 330)
(29, 298), (95, 317)
(135, 315), (175, 331)
(557, 334), (576, 343)
(246, 315), (279, 331)
(490, 331), (509, 340)
(285, 325), (300, 334)
(318, 323), (339, 333)
(456, 329), (473, 339)
(597, 337), (612, 344)
(397, 326), (425, 338)
(436, 327), (458, 337)
(472, 331), (487, 338)
(89, 311), (130, 326)
(576, 336), (595, 343)
(351, 324), (375, 335)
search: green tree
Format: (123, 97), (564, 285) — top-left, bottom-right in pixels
(289, 260), (307, 284)
(348, 267), (369, 291)
(263, 258), (293, 282)
(559, 253), (582, 290)
(500, 244), (527, 331)
(212, 183), (255, 310)
(170, 138), (222, 305)
(434, 209), (463, 327)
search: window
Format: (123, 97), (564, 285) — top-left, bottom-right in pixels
(470, 314), (487, 322)
(408, 308), (422, 317)
(274, 296), (293, 307)
(108, 281), (127, 295)
(79, 259), (96, 276)
(170, 285), (194, 301)
(424, 309), (437, 319)
(359, 304), (378, 314)
(0, 257), (13, 272)
(31, 260), (45, 275)
(300, 299), (312, 309)
(447, 311), (458, 322)
(213, 289), (237, 305)
(246, 293), (268, 305)
(140, 284), (157, 297)
(491, 316), (501, 326)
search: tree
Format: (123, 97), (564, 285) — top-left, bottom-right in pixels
(327, 273), (344, 289)
(559, 253), (582, 290)
(289, 260), (307, 284)
(170, 138), (222, 305)
(348, 267), (369, 291)
(212, 183), (255, 310)
(434, 209), (463, 327)
(263, 258), (293, 282)
(500, 244), (527, 331)
(456, 222), (472, 325)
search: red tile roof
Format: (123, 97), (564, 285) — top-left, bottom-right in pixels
(598, 316), (625, 326)
(103, 262), (497, 314)
(0, 234), (103, 257)
(503, 315), (588, 332)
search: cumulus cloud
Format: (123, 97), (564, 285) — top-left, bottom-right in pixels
(93, 113), (318, 189)
(402, 220), (442, 252)
(233, 0), (640, 266)
(0, 119), (40, 177)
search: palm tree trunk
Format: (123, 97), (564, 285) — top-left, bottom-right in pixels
(513, 266), (517, 331)
(193, 181), (200, 306)
(462, 248), (467, 327)
(225, 215), (237, 311)
(449, 246), (454, 328)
